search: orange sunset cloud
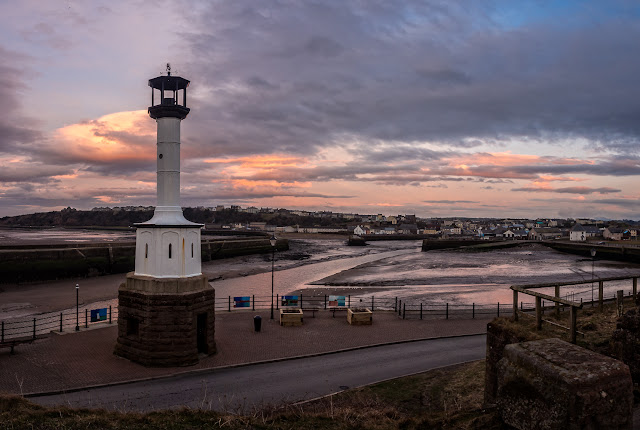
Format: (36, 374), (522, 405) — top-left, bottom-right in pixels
(54, 110), (155, 163)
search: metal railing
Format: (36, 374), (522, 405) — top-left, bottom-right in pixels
(1, 305), (118, 343)
(1, 293), (510, 344)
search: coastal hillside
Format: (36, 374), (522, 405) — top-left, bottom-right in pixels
(0, 207), (356, 229)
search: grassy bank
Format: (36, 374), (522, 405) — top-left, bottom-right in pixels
(1, 360), (502, 429)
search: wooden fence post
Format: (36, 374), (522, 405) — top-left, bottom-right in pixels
(617, 290), (624, 317)
(634, 278), (638, 302)
(570, 305), (577, 344)
(513, 290), (518, 321)
(599, 281), (604, 311)
(536, 296), (542, 330)
(555, 285), (560, 317)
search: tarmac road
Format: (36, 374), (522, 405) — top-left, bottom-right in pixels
(31, 334), (486, 413)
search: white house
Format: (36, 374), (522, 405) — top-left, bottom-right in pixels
(504, 229), (527, 239)
(353, 225), (367, 235)
(569, 224), (601, 242)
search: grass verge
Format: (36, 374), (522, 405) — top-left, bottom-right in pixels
(1, 360), (503, 429)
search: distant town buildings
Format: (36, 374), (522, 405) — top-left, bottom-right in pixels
(79, 205), (640, 243)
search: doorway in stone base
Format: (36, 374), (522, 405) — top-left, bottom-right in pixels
(197, 312), (208, 354)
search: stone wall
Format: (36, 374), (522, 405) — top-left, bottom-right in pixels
(611, 299), (640, 382)
(0, 237), (288, 283)
(484, 319), (538, 406)
(114, 273), (216, 367)
(497, 338), (633, 429)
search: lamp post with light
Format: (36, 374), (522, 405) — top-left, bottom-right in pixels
(75, 283), (80, 331)
(270, 234), (277, 320)
(591, 249), (596, 306)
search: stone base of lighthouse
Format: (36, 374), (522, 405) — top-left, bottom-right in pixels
(114, 272), (216, 367)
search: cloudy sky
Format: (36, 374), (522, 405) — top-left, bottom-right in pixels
(1, 0), (639, 219)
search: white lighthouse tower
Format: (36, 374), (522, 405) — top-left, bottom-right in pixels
(115, 65), (216, 367)
(134, 65), (202, 278)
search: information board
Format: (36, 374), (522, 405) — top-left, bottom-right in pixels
(328, 295), (346, 307)
(90, 308), (107, 322)
(234, 296), (251, 308)
(281, 295), (299, 307)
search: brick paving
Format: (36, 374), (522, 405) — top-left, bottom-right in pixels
(0, 310), (490, 396)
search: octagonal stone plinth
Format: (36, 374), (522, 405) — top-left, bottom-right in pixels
(114, 272), (215, 367)
(497, 338), (632, 430)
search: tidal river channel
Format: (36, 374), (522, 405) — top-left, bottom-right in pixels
(208, 239), (640, 307)
(2, 238), (640, 324)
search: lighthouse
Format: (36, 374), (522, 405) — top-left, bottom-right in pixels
(135, 65), (202, 278)
(115, 65), (216, 366)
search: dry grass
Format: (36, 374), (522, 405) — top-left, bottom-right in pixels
(494, 297), (635, 355)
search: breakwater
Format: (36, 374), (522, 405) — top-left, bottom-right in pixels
(0, 237), (288, 283)
(542, 241), (640, 264)
(421, 238), (496, 251)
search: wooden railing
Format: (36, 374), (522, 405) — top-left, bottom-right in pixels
(511, 275), (640, 343)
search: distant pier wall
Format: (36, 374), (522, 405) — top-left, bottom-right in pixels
(542, 241), (640, 264)
(0, 237), (288, 284)
(421, 238), (498, 251)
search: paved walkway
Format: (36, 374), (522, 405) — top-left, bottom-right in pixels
(0, 310), (490, 396)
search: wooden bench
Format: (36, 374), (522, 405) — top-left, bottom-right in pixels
(0, 337), (34, 355)
(330, 307), (349, 318)
(301, 307), (320, 318)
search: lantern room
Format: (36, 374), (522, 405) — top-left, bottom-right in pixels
(148, 64), (190, 120)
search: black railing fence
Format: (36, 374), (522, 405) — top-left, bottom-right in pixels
(1, 305), (117, 342)
(2, 278), (638, 344)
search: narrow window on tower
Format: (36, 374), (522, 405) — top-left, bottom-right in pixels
(169, 243), (172, 259)
(145, 244), (148, 259)
(191, 243), (194, 258)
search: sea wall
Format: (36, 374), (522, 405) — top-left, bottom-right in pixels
(421, 238), (497, 251)
(543, 241), (640, 264)
(0, 237), (288, 283)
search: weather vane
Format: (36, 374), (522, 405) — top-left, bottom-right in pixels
(166, 63), (171, 76)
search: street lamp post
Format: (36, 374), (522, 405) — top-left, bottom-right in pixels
(270, 234), (277, 320)
(590, 249), (596, 306)
(75, 283), (80, 331)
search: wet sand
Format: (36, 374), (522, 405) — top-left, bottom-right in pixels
(3, 239), (640, 318)
(0, 239), (415, 317)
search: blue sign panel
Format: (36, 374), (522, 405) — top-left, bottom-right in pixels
(328, 295), (346, 307)
(234, 296), (251, 308)
(281, 295), (299, 307)
(90, 308), (107, 322)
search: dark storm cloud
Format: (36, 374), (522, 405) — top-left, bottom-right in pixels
(181, 187), (353, 200)
(0, 46), (42, 154)
(512, 186), (621, 194)
(179, 1), (640, 157)
(0, 164), (72, 183)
